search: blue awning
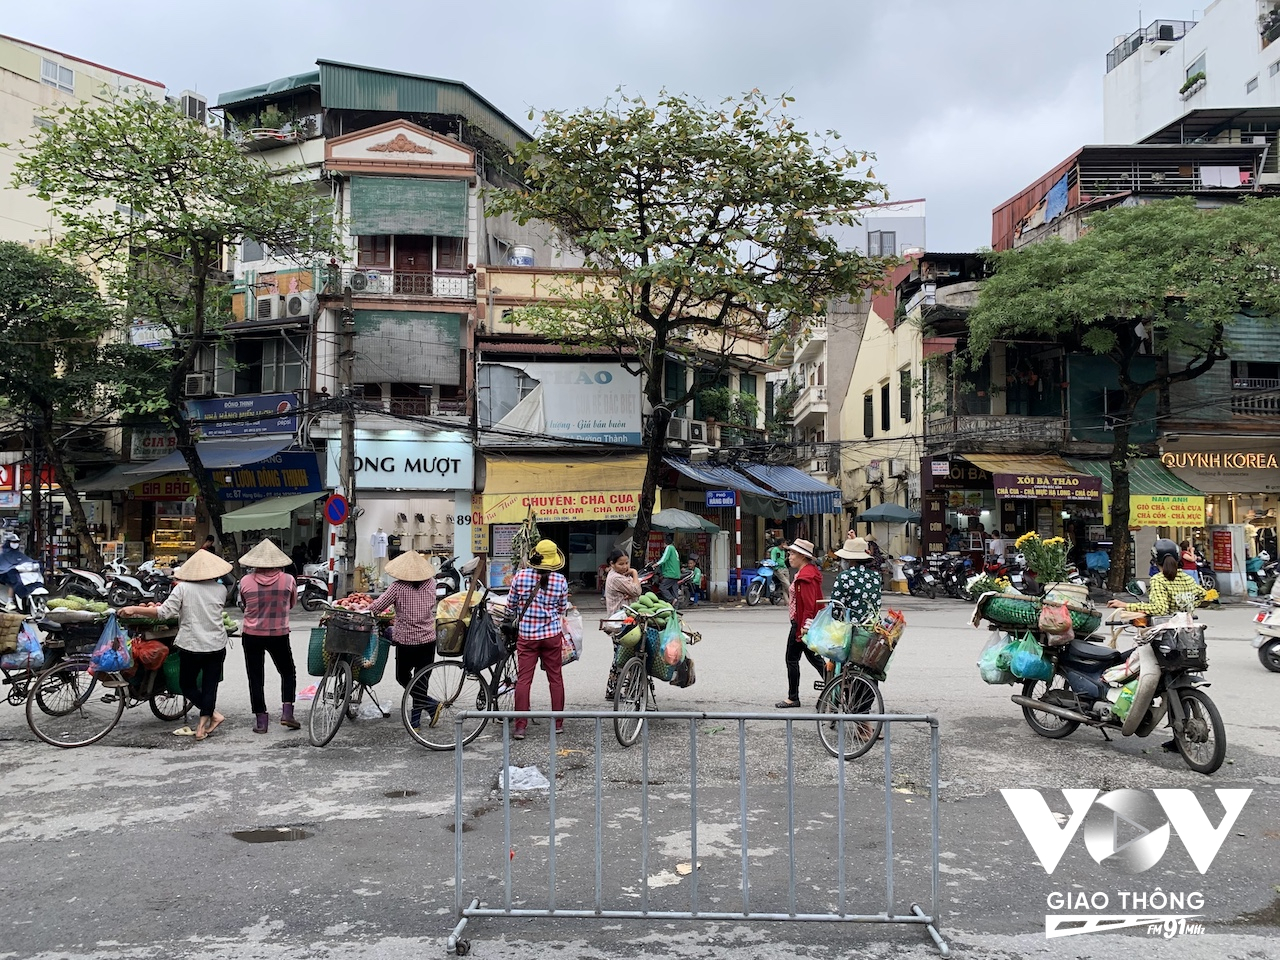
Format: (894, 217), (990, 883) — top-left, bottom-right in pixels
(123, 438), (293, 476)
(664, 458), (792, 521)
(738, 464), (842, 516)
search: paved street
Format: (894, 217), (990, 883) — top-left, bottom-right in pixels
(1, 596), (1277, 959)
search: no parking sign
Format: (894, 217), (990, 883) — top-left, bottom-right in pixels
(324, 493), (349, 526)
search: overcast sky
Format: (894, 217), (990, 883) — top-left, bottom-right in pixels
(5, 0), (1201, 250)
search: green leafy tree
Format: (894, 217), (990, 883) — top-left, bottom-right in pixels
(11, 94), (338, 541)
(0, 243), (116, 566)
(967, 198), (1280, 590)
(489, 90), (890, 558)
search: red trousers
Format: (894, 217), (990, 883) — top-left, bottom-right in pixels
(513, 632), (565, 728)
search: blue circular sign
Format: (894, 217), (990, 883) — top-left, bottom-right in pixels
(325, 494), (349, 526)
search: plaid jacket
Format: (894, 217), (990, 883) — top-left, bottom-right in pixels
(1125, 571), (1206, 615)
(366, 578), (437, 645)
(509, 568), (568, 641)
(239, 570), (296, 636)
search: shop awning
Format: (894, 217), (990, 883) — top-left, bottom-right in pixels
(125, 438), (293, 476)
(220, 492), (324, 534)
(1063, 458), (1204, 497)
(962, 453), (1102, 501)
(79, 463), (167, 491)
(664, 458), (792, 521)
(478, 454), (648, 524)
(738, 464), (841, 516)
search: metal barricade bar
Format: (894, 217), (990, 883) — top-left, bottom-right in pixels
(448, 709), (948, 957)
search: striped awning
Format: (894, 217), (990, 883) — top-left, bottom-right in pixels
(1064, 458), (1204, 497)
(663, 458), (791, 521)
(737, 464), (841, 516)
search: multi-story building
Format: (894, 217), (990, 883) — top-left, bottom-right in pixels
(213, 60), (575, 570)
(1104, 2), (1280, 145)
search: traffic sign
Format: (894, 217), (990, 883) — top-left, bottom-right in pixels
(324, 493), (349, 526)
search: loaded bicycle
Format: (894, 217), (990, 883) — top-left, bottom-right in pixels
(307, 608), (392, 747)
(608, 604), (700, 748)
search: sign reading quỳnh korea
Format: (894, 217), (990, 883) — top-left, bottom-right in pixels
(475, 490), (641, 524)
(992, 472), (1102, 502)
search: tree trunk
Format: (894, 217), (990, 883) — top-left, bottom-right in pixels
(631, 333), (669, 569)
(1105, 419), (1134, 594)
(40, 408), (103, 570)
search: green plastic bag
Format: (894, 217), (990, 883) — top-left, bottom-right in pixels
(804, 604), (853, 662)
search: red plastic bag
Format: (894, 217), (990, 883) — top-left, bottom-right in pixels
(1038, 601), (1073, 635)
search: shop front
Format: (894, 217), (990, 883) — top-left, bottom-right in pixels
(664, 457), (790, 570)
(475, 454), (648, 590)
(1159, 437), (1280, 557)
(324, 433), (475, 577)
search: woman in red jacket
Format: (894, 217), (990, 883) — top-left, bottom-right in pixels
(777, 538), (826, 708)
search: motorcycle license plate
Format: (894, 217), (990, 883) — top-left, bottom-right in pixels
(923, 574), (935, 583)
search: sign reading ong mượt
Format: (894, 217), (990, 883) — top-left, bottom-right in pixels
(993, 472), (1102, 501)
(475, 490), (641, 524)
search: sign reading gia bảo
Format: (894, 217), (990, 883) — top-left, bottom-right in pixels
(474, 490), (641, 524)
(993, 471), (1102, 501)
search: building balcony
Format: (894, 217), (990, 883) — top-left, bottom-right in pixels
(321, 266), (475, 301)
(792, 319), (827, 364)
(1231, 378), (1280, 416)
(927, 414), (1068, 452)
(796, 441), (838, 477)
(792, 384), (828, 428)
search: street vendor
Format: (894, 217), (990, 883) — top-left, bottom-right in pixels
(602, 548), (641, 701)
(238, 538), (300, 734)
(364, 551), (438, 728)
(831, 537), (882, 625)
(120, 548), (231, 741)
(776, 538), (825, 709)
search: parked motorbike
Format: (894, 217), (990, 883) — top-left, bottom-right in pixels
(433, 556), (462, 601)
(1250, 597), (1280, 672)
(939, 554), (974, 600)
(746, 559), (785, 606)
(53, 566), (113, 602)
(1010, 607), (1225, 774)
(0, 537), (50, 618)
(898, 555), (937, 599)
(1247, 551), (1275, 596)
(297, 573), (330, 612)
(636, 563), (692, 607)
(106, 559), (173, 607)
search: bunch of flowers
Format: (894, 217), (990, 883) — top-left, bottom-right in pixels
(968, 574), (1012, 597)
(1015, 532), (1070, 582)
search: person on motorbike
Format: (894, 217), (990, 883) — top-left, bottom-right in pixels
(1109, 539), (1206, 615)
(767, 535), (791, 594)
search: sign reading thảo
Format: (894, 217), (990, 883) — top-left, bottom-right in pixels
(475, 490), (641, 524)
(1102, 494), (1206, 526)
(993, 472), (1102, 501)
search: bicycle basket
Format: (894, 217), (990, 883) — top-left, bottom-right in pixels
(1150, 624), (1208, 671)
(53, 618), (109, 653)
(435, 618), (467, 656)
(324, 610), (375, 655)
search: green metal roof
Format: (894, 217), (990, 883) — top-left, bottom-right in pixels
(1065, 458), (1204, 497)
(216, 71), (321, 108)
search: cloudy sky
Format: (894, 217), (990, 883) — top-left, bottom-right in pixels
(5, 0), (1198, 250)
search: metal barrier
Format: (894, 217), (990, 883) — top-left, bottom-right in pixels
(447, 709), (949, 956)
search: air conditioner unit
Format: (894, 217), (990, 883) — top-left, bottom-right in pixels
(255, 294), (283, 320)
(284, 290), (317, 318)
(667, 417), (690, 442)
(889, 458), (908, 478)
(688, 420), (706, 442)
(180, 91), (207, 125)
(865, 460), (883, 484)
(184, 372), (213, 397)
(348, 270), (389, 294)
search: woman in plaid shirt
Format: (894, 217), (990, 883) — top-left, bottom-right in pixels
(366, 550), (439, 727)
(238, 539), (301, 734)
(508, 539), (570, 740)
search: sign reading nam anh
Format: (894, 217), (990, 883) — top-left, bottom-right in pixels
(994, 472), (1102, 502)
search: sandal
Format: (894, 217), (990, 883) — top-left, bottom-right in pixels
(775, 699), (802, 709)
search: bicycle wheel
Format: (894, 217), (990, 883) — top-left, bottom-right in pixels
(491, 654), (518, 716)
(346, 682), (364, 721)
(816, 670), (884, 760)
(149, 688), (190, 722)
(613, 656), (648, 747)
(26, 659), (124, 748)
(402, 660), (489, 751)
(308, 658), (352, 747)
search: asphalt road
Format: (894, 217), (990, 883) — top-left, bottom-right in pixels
(0, 593), (1277, 960)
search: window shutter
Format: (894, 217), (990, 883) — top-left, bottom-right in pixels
(350, 177), (468, 237)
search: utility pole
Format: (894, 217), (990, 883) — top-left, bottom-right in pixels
(338, 286), (357, 597)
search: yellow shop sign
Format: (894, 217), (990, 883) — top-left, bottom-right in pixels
(1103, 494), (1205, 527)
(473, 490), (642, 524)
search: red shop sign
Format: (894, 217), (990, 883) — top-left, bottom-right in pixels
(1211, 530), (1233, 572)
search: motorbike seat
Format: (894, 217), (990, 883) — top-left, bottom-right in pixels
(1067, 638), (1127, 666)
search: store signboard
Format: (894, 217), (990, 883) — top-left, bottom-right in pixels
(1212, 529), (1234, 572)
(130, 429), (178, 461)
(326, 438), (473, 491)
(475, 490), (640, 524)
(520, 362), (643, 444)
(993, 471), (1102, 502)
(185, 393), (298, 439)
(0, 464), (13, 491)
(130, 475), (197, 501)
(1101, 494), (1206, 527)
(0, 492), (20, 509)
(1161, 440), (1280, 494)
(215, 451), (323, 504)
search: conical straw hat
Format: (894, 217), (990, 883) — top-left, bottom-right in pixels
(383, 551), (437, 582)
(239, 538), (292, 569)
(174, 549), (233, 582)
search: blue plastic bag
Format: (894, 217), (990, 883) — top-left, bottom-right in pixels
(1009, 632), (1053, 682)
(0, 623), (44, 672)
(804, 604), (853, 662)
(90, 613), (133, 673)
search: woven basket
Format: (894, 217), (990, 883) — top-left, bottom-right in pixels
(975, 592), (1102, 638)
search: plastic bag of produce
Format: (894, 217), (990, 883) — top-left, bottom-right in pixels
(561, 606), (584, 666)
(0, 623), (44, 672)
(90, 614), (133, 673)
(1038, 601), (1073, 635)
(660, 616), (685, 665)
(976, 631), (1016, 685)
(1009, 632), (1053, 682)
(1111, 680), (1138, 720)
(804, 604), (853, 662)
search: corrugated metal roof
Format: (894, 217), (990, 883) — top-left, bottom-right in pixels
(217, 71), (321, 108)
(317, 61), (531, 151)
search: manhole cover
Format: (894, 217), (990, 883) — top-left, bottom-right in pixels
(232, 827), (313, 843)
(384, 789), (419, 798)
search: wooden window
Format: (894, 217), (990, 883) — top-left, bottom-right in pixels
(863, 393), (874, 438)
(437, 237), (466, 272)
(900, 367), (912, 423)
(358, 235), (391, 268)
(880, 382), (891, 431)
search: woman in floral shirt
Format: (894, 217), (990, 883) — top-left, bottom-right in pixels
(831, 537), (883, 626)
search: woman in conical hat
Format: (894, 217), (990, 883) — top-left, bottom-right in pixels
(238, 538), (301, 735)
(120, 545), (233, 741)
(366, 550), (439, 728)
